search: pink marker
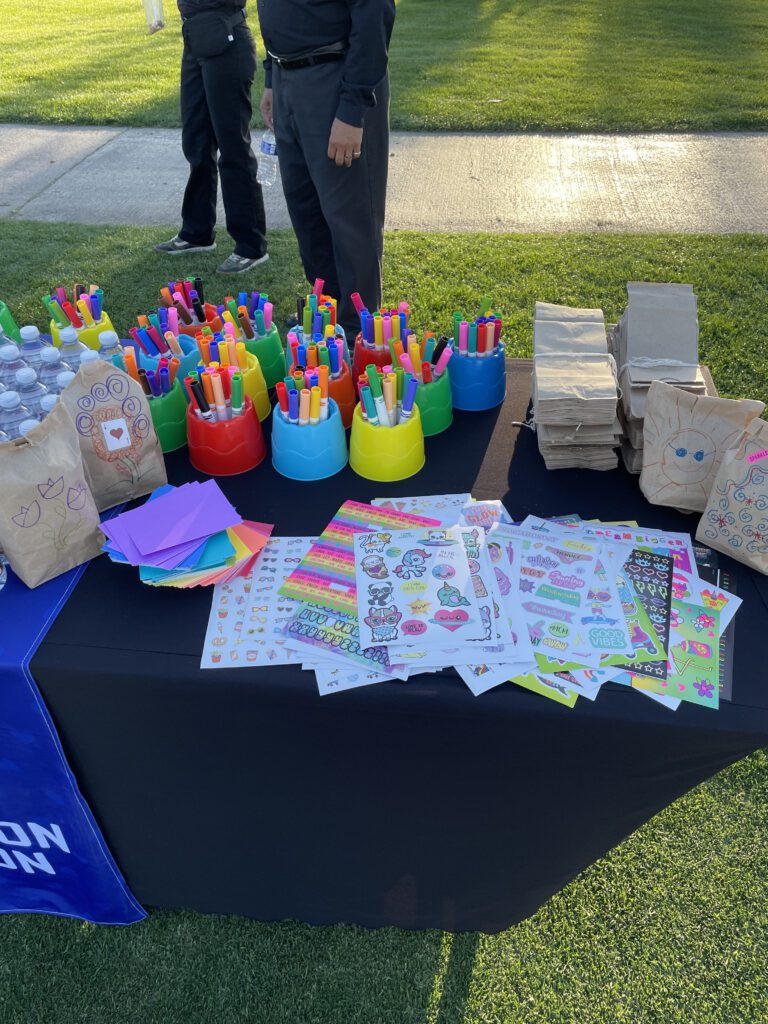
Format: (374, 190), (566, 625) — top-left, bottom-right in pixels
(173, 290), (191, 315)
(351, 292), (365, 316)
(312, 278), (324, 296)
(459, 320), (469, 355)
(399, 352), (415, 375)
(434, 346), (453, 378)
(167, 306), (179, 334)
(264, 301), (273, 331)
(382, 314), (392, 344)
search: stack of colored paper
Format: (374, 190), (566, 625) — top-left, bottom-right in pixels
(102, 481), (272, 587)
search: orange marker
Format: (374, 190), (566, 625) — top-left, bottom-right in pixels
(160, 287), (174, 307)
(123, 347), (139, 381)
(165, 331), (183, 356)
(137, 314), (149, 328)
(307, 345), (318, 369)
(198, 336), (210, 364)
(168, 357), (180, 384)
(393, 340), (404, 364)
(200, 370), (215, 407)
(227, 338), (238, 366)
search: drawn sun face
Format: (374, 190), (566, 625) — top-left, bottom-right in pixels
(661, 428), (713, 484)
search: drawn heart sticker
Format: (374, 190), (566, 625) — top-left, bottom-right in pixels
(110, 426), (124, 440)
(678, 684), (686, 692)
(12, 501), (41, 529)
(431, 609), (470, 632)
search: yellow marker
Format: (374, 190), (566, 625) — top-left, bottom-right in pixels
(77, 299), (95, 327)
(219, 343), (230, 367)
(236, 341), (248, 370)
(309, 385), (321, 424)
(222, 310), (240, 337)
(408, 341), (422, 380)
(324, 324), (335, 339)
(374, 315), (383, 349)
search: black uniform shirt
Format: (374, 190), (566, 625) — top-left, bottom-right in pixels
(178, 0), (246, 15)
(257, 0), (395, 127)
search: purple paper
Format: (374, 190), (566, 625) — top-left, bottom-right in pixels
(101, 518), (205, 568)
(105, 481), (241, 559)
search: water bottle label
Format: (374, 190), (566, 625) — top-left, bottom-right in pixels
(260, 139), (277, 157)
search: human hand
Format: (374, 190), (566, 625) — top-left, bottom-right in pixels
(260, 89), (274, 129)
(327, 118), (363, 167)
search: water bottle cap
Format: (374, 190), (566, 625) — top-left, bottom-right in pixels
(57, 371), (76, 389)
(0, 343), (21, 363)
(98, 330), (119, 348)
(15, 367), (37, 386)
(20, 325), (41, 343)
(80, 350), (99, 364)
(59, 327), (79, 344)
(40, 394), (59, 413)
(0, 390), (21, 410)
(18, 419), (41, 437)
(40, 346), (62, 364)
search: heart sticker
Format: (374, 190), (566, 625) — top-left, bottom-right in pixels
(430, 608), (470, 632)
(110, 427), (124, 440)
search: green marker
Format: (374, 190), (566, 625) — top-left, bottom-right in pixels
(227, 298), (239, 321)
(303, 304), (312, 336)
(452, 312), (461, 345)
(365, 364), (390, 426)
(43, 294), (68, 327)
(148, 312), (163, 337)
(319, 345), (330, 367)
(231, 372), (244, 416)
(254, 310), (265, 336)
(468, 322), (478, 357)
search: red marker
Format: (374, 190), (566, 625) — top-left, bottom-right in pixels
(276, 381), (289, 420)
(312, 278), (324, 296)
(62, 301), (83, 328)
(421, 361), (432, 384)
(351, 292), (365, 316)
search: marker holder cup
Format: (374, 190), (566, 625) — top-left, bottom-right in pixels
(132, 334), (202, 386)
(149, 378), (188, 453)
(244, 323), (285, 389)
(271, 398), (348, 482)
(176, 315), (223, 338)
(351, 333), (393, 394)
(329, 361), (357, 428)
(187, 396), (266, 476)
(241, 352), (271, 421)
(414, 369), (453, 436)
(349, 403), (425, 482)
(50, 311), (118, 352)
(447, 341), (507, 412)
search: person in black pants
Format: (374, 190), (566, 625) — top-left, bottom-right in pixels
(256, 0), (396, 338)
(154, 0), (269, 275)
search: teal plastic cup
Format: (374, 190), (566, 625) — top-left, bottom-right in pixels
(271, 397), (349, 481)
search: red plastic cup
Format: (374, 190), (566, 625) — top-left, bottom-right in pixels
(351, 332), (393, 394)
(187, 396), (266, 476)
(328, 361), (357, 428)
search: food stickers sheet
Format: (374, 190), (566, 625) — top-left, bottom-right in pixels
(279, 500), (439, 614)
(353, 526), (486, 651)
(371, 493), (472, 525)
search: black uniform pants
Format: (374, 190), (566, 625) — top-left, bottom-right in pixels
(273, 61), (389, 337)
(179, 23), (268, 259)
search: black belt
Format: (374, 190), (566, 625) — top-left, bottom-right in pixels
(268, 46), (345, 71)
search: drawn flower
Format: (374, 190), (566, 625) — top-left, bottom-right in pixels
(66, 482), (88, 511)
(37, 477), (64, 500)
(693, 679), (715, 700)
(11, 501), (41, 529)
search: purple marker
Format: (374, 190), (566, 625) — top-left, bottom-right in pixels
(399, 375), (419, 423)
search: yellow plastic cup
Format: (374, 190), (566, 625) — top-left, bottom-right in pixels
(241, 351), (271, 421)
(349, 403), (425, 482)
(50, 312), (118, 351)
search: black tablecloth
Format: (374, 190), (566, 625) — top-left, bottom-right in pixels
(31, 361), (768, 933)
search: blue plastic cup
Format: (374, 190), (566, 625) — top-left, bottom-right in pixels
(271, 397), (349, 481)
(447, 342), (506, 411)
(128, 334), (202, 389)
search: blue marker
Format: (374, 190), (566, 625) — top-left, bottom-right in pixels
(254, 309), (266, 336)
(297, 344), (307, 366)
(399, 375), (419, 423)
(313, 313), (323, 335)
(209, 340), (219, 364)
(137, 327), (158, 355)
(329, 341), (340, 377)
(159, 366), (171, 394)
(288, 387), (299, 424)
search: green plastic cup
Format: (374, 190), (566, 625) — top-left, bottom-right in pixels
(149, 379), (188, 453)
(245, 324), (286, 389)
(414, 369), (453, 436)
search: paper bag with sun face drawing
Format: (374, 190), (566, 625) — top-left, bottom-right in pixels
(640, 382), (764, 513)
(0, 403), (103, 588)
(60, 360), (167, 512)
(696, 418), (768, 573)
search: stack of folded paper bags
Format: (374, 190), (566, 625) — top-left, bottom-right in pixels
(102, 481), (272, 586)
(532, 302), (620, 470)
(611, 283), (712, 475)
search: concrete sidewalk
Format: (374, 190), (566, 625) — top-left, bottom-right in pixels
(2, 124), (767, 234)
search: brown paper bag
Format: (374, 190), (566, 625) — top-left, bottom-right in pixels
(640, 381), (764, 512)
(60, 359), (167, 511)
(0, 403), (103, 588)
(696, 418), (768, 573)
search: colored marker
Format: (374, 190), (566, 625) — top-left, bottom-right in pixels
(400, 375), (419, 423)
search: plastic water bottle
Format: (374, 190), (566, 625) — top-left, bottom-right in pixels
(0, 428), (9, 444)
(97, 329), (123, 361)
(58, 326), (89, 373)
(56, 370), (76, 393)
(39, 393), (59, 418)
(79, 350), (100, 367)
(18, 325), (49, 372)
(38, 345), (73, 392)
(18, 419), (41, 438)
(0, 343), (28, 389)
(257, 130), (278, 187)
(15, 367), (48, 419)
(0, 391), (34, 439)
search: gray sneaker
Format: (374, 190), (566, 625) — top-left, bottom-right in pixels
(216, 252), (270, 275)
(154, 234), (216, 255)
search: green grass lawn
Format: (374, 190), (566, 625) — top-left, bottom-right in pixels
(1, 224), (767, 1023)
(2, 0), (767, 131)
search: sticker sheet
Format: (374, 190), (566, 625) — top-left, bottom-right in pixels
(201, 573), (253, 669)
(282, 604), (396, 673)
(372, 493), (471, 525)
(279, 501), (440, 614)
(354, 526), (486, 651)
(314, 665), (394, 697)
(508, 673), (580, 707)
(459, 500), (514, 531)
(603, 549), (674, 681)
(635, 600), (721, 709)
(581, 524), (697, 576)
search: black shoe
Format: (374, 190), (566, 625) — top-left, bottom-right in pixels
(216, 253), (270, 275)
(154, 234), (216, 255)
